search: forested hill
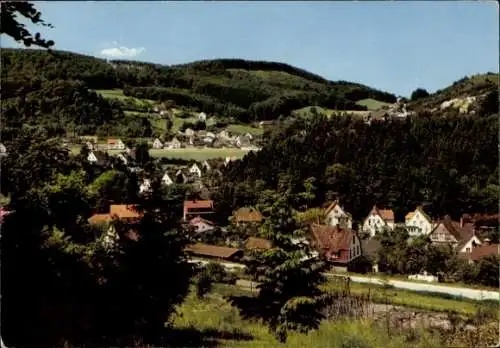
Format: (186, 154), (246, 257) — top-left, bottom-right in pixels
(1, 48), (397, 123)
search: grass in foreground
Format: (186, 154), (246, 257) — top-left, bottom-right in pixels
(169, 284), (442, 348)
(321, 279), (492, 316)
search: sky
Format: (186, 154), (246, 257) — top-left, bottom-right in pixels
(3, 1), (499, 97)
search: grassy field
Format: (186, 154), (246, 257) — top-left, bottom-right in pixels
(226, 124), (264, 136)
(149, 148), (249, 161)
(169, 284), (443, 348)
(293, 106), (370, 119)
(356, 98), (392, 110)
(95, 89), (157, 106)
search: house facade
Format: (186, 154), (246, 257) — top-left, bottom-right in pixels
(189, 163), (202, 178)
(87, 150), (107, 165)
(152, 138), (163, 149)
(405, 206), (435, 237)
(183, 200), (214, 221)
(324, 200), (353, 229)
(166, 137), (181, 149)
(429, 216), (481, 253)
(232, 207), (263, 225)
(362, 205), (395, 237)
(162, 172), (174, 186)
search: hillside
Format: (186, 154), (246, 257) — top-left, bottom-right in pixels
(1, 48), (397, 133)
(407, 73), (499, 117)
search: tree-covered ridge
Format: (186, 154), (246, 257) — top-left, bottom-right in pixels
(218, 114), (499, 223)
(1, 48), (397, 123)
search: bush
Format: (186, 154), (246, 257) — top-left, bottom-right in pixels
(195, 271), (213, 299)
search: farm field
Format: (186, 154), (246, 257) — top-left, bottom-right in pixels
(293, 106), (370, 118)
(356, 98), (393, 110)
(149, 148), (249, 161)
(226, 124), (264, 136)
(95, 89), (157, 106)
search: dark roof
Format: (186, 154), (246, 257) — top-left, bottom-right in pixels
(432, 216), (476, 247)
(93, 150), (107, 162)
(244, 237), (272, 251)
(361, 238), (381, 259)
(185, 244), (242, 259)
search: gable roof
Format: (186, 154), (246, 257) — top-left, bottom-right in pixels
(368, 205), (394, 222)
(184, 200), (214, 210)
(110, 204), (142, 219)
(185, 243), (242, 259)
(324, 200), (352, 218)
(233, 207), (263, 223)
(88, 213), (112, 224)
(244, 237), (272, 251)
(406, 206), (432, 223)
(310, 224), (354, 253)
(361, 237), (381, 259)
(91, 150), (107, 162)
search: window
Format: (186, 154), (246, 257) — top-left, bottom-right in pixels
(466, 247), (471, 253)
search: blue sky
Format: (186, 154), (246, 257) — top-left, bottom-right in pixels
(3, 1), (498, 97)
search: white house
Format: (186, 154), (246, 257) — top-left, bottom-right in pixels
(405, 206), (435, 237)
(198, 112), (207, 121)
(152, 138), (163, 149)
(161, 172), (173, 186)
(139, 179), (152, 194)
(189, 163), (202, 178)
(107, 138), (125, 150)
(206, 131), (216, 138)
(165, 137), (181, 149)
(87, 150), (107, 165)
(324, 200), (353, 229)
(236, 135), (251, 148)
(362, 205), (395, 237)
(184, 128), (195, 137)
(189, 216), (216, 233)
(428, 216), (481, 253)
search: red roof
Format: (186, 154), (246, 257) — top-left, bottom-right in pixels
(467, 244), (499, 261)
(311, 224), (356, 263)
(88, 205), (142, 224)
(233, 207), (263, 223)
(370, 205), (394, 222)
(184, 200), (214, 210)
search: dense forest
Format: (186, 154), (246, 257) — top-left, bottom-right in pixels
(1, 48), (397, 134)
(215, 114), (499, 223)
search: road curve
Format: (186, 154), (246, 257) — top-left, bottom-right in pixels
(189, 258), (499, 301)
(329, 274), (500, 301)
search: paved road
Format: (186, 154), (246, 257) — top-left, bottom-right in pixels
(328, 274), (499, 301)
(188, 258), (499, 301)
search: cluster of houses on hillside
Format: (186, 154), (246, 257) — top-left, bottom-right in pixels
(152, 129), (261, 151)
(85, 196), (499, 278)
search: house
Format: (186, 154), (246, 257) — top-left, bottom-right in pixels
(361, 237), (382, 273)
(139, 179), (152, 194)
(405, 206), (435, 237)
(161, 171), (174, 186)
(198, 112), (207, 121)
(0, 143), (7, 157)
(185, 243), (243, 262)
(324, 200), (353, 229)
(189, 216), (216, 233)
(218, 130), (230, 139)
(202, 159), (222, 172)
(189, 163), (203, 178)
(462, 243), (499, 263)
(244, 237), (273, 251)
(87, 150), (107, 165)
(206, 131), (216, 139)
(175, 168), (189, 184)
(107, 138), (125, 150)
(166, 137), (182, 149)
(429, 215), (481, 253)
(232, 207), (263, 225)
(310, 224), (362, 271)
(236, 135), (251, 148)
(152, 138), (163, 149)
(243, 132), (254, 140)
(259, 120), (274, 129)
(461, 213), (499, 237)
(88, 204), (142, 247)
(203, 137), (215, 146)
(184, 128), (195, 137)
(362, 205), (395, 237)
(183, 200), (214, 221)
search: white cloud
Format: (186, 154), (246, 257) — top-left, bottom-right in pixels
(100, 46), (145, 58)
